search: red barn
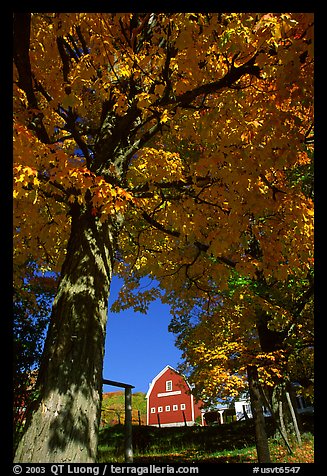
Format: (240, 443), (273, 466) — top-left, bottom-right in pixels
(146, 365), (204, 427)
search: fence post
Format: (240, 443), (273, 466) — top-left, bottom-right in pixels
(125, 386), (133, 463)
(182, 410), (187, 426)
(102, 378), (135, 463)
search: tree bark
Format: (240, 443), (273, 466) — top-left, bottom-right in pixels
(247, 365), (271, 463)
(14, 205), (117, 463)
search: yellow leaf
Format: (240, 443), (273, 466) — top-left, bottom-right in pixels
(62, 94), (77, 109)
(155, 84), (165, 96)
(160, 110), (170, 124)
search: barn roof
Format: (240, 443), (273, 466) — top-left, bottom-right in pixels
(145, 364), (192, 399)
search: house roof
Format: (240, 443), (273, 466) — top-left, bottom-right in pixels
(146, 364), (192, 399)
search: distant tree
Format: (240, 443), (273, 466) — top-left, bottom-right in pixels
(13, 263), (57, 449)
(168, 267), (313, 461)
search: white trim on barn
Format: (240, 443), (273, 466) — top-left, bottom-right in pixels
(190, 393), (195, 422)
(157, 390), (182, 397)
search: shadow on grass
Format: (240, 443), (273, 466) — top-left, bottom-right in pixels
(98, 419), (270, 463)
(98, 416), (314, 463)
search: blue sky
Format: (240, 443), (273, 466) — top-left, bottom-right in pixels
(102, 276), (183, 394)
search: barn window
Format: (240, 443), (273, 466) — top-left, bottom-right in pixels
(180, 403), (186, 410)
(165, 405), (170, 412)
(151, 407), (155, 413)
(158, 406), (163, 412)
(166, 380), (172, 392)
(173, 405), (178, 411)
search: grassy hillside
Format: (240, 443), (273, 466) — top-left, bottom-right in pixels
(97, 417), (314, 463)
(101, 391), (147, 426)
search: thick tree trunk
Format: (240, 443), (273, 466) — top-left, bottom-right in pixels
(247, 365), (271, 463)
(14, 205), (117, 463)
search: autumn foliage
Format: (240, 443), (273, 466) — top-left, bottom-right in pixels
(14, 13), (313, 283)
(13, 13), (313, 462)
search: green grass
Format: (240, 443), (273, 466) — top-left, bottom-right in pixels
(97, 417), (314, 463)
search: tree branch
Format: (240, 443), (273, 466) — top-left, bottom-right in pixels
(13, 13), (36, 108)
(141, 211), (180, 237)
(292, 283), (314, 319)
(140, 211), (237, 269)
(65, 110), (93, 168)
(120, 119), (163, 174)
(168, 55), (261, 108)
(56, 36), (71, 83)
(259, 174), (286, 201)
(13, 13), (50, 144)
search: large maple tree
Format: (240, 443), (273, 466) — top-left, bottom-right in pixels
(13, 13), (313, 462)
